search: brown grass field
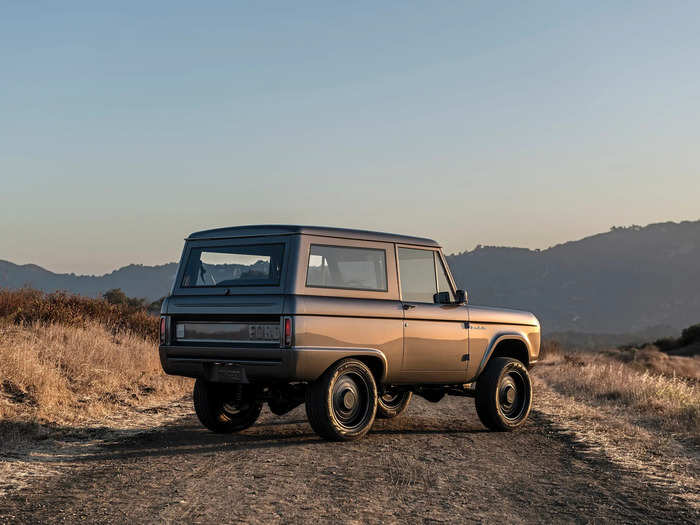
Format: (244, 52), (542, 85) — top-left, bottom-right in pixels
(539, 340), (699, 444)
(0, 289), (189, 450)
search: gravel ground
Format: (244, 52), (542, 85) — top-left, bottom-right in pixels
(1, 380), (697, 524)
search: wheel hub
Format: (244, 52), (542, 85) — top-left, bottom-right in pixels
(381, 392), (399, 404)
(502, 385), (515, 404)
(331, 372), (370, 430)
(342, 389), (357, 410)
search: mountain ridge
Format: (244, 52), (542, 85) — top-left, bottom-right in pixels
(2, 220), (699, 334)
(0, 260), (179, 303)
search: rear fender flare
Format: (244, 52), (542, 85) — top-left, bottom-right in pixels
(292, 346), (388, 383)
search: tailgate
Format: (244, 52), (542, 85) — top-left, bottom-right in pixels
(166, 294), (285, 316)
(164, 294), (286, 361)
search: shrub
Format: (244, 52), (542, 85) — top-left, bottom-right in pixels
(0, 288), (158, 341)
(102, 288), (148, 311)
(621, 322), (700, 354)
(679, 323), (700, 347)
(652, 337), (677, 352)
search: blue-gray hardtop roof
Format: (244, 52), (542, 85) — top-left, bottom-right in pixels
(187, 225), (440, 247)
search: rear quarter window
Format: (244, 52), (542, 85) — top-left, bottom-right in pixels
(306, 244), (388, 292)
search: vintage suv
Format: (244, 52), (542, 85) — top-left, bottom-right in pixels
(159, 225), (540, 441)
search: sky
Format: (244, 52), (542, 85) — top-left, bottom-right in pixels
(1, 1), (699, 275)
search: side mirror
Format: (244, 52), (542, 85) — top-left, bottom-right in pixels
(433, 291), (451, 304)
(455, 289), (468, 304)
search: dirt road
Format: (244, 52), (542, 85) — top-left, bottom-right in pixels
(1, 380), (697, 524)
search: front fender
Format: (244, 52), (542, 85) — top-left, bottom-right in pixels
(471, 332), (533, 381)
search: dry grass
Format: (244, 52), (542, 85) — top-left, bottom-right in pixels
(539, 342), (699, 441)
(603, 345), (700, 380)
(0, 289), (188, 450)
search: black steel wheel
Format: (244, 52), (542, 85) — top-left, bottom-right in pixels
(305, 359), (377, 441)
(475, 357), (532, 431)
(376, 389), (412, 419)
(193, 379), (263, 434)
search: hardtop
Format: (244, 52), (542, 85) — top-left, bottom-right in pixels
(186, 225), (440, 248)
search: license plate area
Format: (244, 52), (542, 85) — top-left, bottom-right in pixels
(210, 363), (248, 383)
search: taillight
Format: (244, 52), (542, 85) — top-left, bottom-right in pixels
(282, 317), (293, 348)
(160, 316), (167, 344)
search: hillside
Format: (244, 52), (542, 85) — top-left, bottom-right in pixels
(1, 220), (699, 334)
(447, 220), (700, 333)
(0, 261), (178, 302)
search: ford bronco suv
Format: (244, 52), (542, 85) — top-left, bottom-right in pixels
(159, 225), (540, 441)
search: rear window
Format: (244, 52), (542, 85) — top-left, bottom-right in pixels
(306, 244), (387, 292)
(181, 244), (284, 287)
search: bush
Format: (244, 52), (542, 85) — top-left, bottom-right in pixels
(652, 337), (677, 353)
(101, 288), (164, 315)
(102, 288), (147, 311)
(621, 322), (700, 354)
(0, 288), (158, 341)
(679, 324), (700, 347)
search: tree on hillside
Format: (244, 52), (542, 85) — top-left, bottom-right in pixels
(102, 288), (148, 312)
(680, 324), (700, 347)
(147, 297), (165, 315)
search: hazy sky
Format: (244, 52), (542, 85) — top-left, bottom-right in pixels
(2, 1), (699, 275)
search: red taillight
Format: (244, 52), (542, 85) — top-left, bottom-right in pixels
(160, 317), (166, 344)
(283, 317), (292, 347)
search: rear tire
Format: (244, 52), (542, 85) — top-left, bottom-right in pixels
(376, 390), (412, 419)
(193, 379), (263, 434)
(305, 359), (378, 441)
(475, 357), (532, 431)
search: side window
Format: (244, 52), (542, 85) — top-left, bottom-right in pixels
(398, 248), (437, 303)
(306, 245), (388, 291)
(437, 257), (454, 300)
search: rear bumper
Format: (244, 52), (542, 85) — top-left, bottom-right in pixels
(159, 344), (388, 384)
(159, 344), (292, 382)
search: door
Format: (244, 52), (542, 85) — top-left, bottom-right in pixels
(397, 247), (469, 380)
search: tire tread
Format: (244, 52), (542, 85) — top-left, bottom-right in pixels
(305, 359), (377, 441)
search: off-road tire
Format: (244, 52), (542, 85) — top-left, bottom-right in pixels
(305, 358), (378, 441)
(376, 390), (412, 419)
(475, 357), (532, 431)
(193, 379), (263, 434)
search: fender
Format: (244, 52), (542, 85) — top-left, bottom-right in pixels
(473, 332), (532, 379)
(291, 346), (389, 383)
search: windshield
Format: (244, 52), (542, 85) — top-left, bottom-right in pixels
(180, 244), (284, 287)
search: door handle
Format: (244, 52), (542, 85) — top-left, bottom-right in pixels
(402, 304), (416, 310)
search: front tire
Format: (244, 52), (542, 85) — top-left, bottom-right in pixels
(305, 359), (378, 441)
(193, 379), (263, 434)
(376, 390), (412, 419)
(475, 357), (532, 431)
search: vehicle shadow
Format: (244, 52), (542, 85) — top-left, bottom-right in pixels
(23, 414), (490, 465)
